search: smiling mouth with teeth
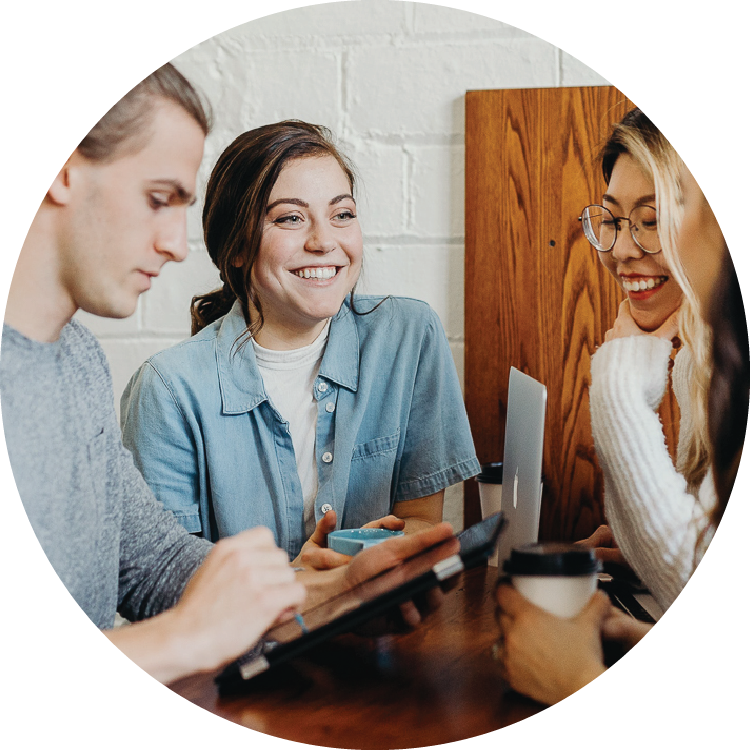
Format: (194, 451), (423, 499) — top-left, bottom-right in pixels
(293, 266), (338, 280)
(621, 276), (668, 293)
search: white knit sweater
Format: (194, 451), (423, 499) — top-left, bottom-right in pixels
(589, 336), (716, 611)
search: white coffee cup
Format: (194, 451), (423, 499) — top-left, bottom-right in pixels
(503, 543), (601, 618)
(476, 462), (503, 566)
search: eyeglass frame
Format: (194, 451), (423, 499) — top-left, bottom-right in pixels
(578, 203), (662, 255)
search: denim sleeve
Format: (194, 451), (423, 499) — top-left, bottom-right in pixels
(120, 362), (204, 534)
(394, 308), (480, 501)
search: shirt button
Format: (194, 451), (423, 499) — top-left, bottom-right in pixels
(321, 503), (333, 513)
(325, 402), (335, 413)
(322, 451), (333, 463)
(317, 382), (328, 392)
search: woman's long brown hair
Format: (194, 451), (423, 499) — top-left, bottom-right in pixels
(708, 250), (749, 522)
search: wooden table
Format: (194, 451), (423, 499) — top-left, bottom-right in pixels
(169, 565), (544, 748)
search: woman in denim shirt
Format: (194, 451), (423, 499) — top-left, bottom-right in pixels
(121, 121), (480, 567)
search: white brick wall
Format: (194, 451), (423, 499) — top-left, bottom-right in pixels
(80, 0), (607, 530)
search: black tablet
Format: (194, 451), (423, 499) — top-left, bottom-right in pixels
(215, 512), (506, 692)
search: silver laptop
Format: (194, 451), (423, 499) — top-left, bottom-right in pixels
(494, 367), (547, 569)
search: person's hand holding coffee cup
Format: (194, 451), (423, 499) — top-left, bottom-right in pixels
(494, 584), (610, 705)
(494, 543), (610, 704)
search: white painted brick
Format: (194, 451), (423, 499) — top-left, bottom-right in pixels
(98, 338), (184, 419)
(177, 40), (342, 138)
(409, 143), (464, 238)
(560, 50), (610, 86)
(140, 250), (221, 335)
(346, 140), (405, 235)
(74, 306), (141, 338)
(186, 195), (206, 248)
(347, 38), (558, 135)
(224, 0), (409, 38)
(358, 243), (464, 340)
(174, 41), (248, 133)
(412, 3), (522, 35)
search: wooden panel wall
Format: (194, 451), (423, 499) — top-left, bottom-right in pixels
(464, 86), (680, 541)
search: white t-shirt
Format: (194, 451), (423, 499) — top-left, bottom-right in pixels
(252, 322), (330, 538)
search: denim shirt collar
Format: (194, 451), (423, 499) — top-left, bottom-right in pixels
(215, 300), (360, 414)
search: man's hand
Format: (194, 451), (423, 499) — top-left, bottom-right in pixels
(494, 584), (609, 705)
(169, 527), (306, 672)
(107, 527), (305, 684)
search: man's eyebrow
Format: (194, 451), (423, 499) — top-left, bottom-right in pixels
(266, 197), (309, 213)
(150, 180), (196, 206)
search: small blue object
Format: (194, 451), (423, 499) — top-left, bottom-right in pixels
(328, 528), (404, 556)
(295, 612), (309, 634)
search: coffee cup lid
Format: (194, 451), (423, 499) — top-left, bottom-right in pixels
(503, 543), (601, 576)
(476, 462), (503, 484)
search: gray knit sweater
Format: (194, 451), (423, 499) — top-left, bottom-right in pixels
(0, 321), (211, 629)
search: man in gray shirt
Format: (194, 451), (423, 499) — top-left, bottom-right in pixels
(0, 62), (458, 684)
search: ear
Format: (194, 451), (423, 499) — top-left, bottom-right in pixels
(47, 152), (82, 206)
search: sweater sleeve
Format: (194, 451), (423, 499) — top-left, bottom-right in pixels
(589, 336), (713, 611)
(114, 436), (212, 621)
(84, 346), (213, 622)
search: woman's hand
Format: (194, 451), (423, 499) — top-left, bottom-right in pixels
(575, 524), (629, 567)
(291, 510), (352, 570)
(601, 608), (653, 650)
(292, 512), (408, 571)
(297, 522), (459, 632)
(362, 514), (406, 531)
(494, 584), (609, 705)
(605, 300), (680, 344)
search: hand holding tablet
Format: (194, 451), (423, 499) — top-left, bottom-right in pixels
(216, 514), (505, 690)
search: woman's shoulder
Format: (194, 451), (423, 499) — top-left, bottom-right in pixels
(139, 319), (224, 381)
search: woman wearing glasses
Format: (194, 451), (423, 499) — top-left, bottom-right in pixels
(494, 109), (746, 705)
(580, 108), (714, 612)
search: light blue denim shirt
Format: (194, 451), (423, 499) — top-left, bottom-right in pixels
(120, 296), (480, 559)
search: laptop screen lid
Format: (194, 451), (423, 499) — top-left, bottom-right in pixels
(495, 367), (547, 569)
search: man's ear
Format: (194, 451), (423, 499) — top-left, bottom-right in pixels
(47, 154), (77, 206)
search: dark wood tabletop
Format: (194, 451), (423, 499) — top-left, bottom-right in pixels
(169, 564), (545, 748)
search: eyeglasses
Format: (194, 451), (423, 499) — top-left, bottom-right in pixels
(578, 204), (661, 255)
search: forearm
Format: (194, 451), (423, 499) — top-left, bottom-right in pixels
(393, 491), (444, 534)
(104, 610), (214, 685)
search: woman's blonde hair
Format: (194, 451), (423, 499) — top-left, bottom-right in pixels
(601, 109), (712, 488)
